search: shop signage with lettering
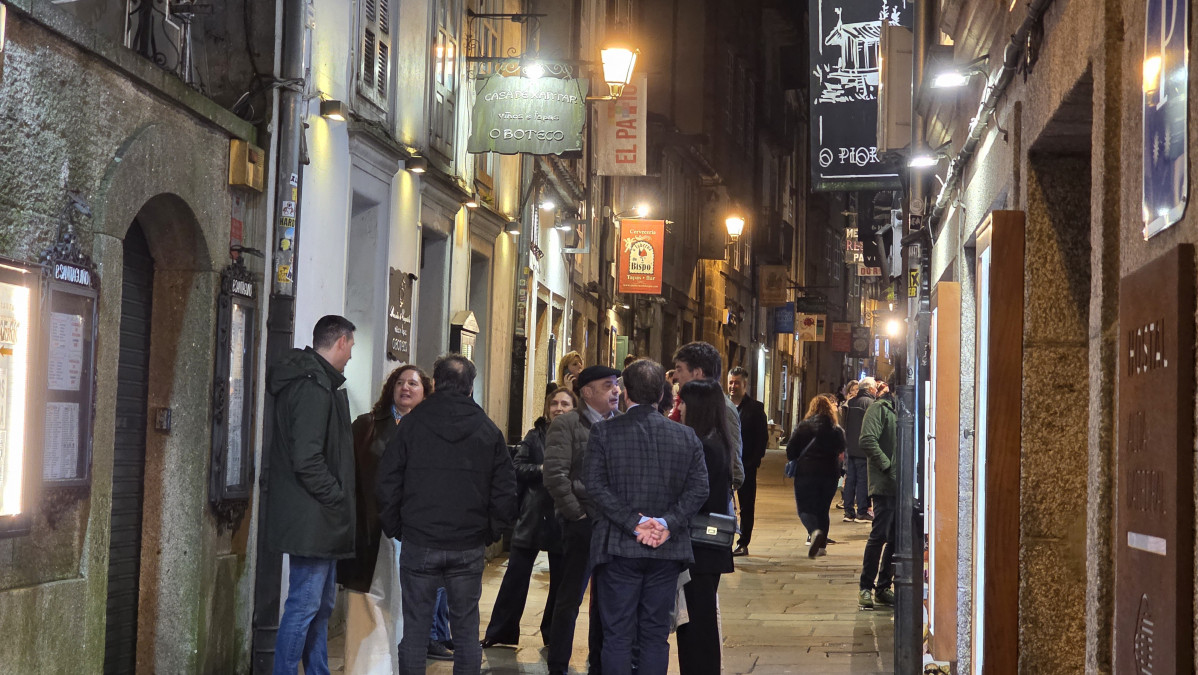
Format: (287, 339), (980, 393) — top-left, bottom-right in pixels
(808, 0), (911, 190)
(596, 74), (647, 175)
(387, 268), (414, 363)
(617, 220), (666, 294)
(469, 74), (590, 155)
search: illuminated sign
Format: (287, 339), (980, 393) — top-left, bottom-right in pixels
(0, 275), (32, 523)
(54, 263), (92, 287)
(468, 74), (590, 155)
(617, 219), (665, 295)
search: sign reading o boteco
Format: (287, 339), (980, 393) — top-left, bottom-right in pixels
(468, 74), (590, 156)
(1115, 244), (1194, 675)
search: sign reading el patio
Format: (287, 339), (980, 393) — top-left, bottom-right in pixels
(469, 74), (590, 155)
(617, 220), (665, 295)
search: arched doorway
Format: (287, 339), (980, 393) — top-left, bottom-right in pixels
(104, 220), (154, 674)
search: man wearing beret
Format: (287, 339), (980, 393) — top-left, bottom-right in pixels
(543, 365), (622, 675)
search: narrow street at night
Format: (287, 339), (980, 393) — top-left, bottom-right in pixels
(331, 448), (893, 675)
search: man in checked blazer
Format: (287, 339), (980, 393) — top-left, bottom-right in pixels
(584, 358), (709, 675)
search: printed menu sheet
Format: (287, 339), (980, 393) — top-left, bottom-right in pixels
(225, 305), (247, 487)
(48, 312), (84, 391)
(43, 402), (79, 481)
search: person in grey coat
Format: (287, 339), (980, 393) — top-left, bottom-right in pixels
(266, 315), (357, 675)
(585, 359), (709, 675)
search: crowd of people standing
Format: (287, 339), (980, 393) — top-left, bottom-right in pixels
(263, 313), (896, 675)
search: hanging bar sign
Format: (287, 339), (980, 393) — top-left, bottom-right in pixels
(809, 0), (912, 191)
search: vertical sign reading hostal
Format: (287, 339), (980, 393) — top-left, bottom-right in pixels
(1114, 244), (1194, 674)
(617, 220), (665, 295)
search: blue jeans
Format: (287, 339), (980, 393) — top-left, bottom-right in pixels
(273, 556), (338, 675)
(399, 542), (486, 675)
(431, 588), (451, 642)
(595, 557), (685, 675)
(843, 456), (871, 518)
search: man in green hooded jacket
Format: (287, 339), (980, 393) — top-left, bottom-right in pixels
(857, 391), (896, 610)
(266, 315), (357, 674)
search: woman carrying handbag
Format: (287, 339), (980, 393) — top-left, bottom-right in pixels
(786, 394), (846, 559)
(674, 378), (736, 675)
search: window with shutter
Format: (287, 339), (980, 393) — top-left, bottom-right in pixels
(431, 0), (461, 158)
(359, 0), (392, 108)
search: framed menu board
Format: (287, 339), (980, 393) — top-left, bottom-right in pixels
(209, 258), (257, 513)
(40, 234), (98, 489)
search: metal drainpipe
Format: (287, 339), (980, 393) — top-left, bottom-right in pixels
(894, 0), (932, 671)
(252, 0), (307, 668)
(928, 0), (1056, 230)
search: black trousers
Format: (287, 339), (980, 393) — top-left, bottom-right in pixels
(736, 463), (759, 547)
(794, 472), (839, 537)
(398, 543), (486, 675)
(546, 517), (600, 673)
(676, 571), (722, 675)
(859, 494), (896, 591)
(483, 546), (563, 645)
(843, 456), (871, 518)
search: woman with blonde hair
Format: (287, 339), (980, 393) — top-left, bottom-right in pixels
(786, 394), (846, 558)
(554, 350), (584, 393)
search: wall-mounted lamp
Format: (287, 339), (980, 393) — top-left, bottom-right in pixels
(320, 99), (347, 121)
(613, 204), (650, 220)
(405, 156), (428, 173)
(907, 140), (953, 169)
(599, 40), (639, 99)
(506, 220), (521, 236)
(539, 198), (556, 211)
(929, 55), (989, 89)
(524, 61), (546, 79)
(885, 318), (905, 338)
(464, 193), (480, 209)
(725, 215), (746, 241)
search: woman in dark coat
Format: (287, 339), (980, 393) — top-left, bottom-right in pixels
(340, 364), (433, 672)
(788, 394), (847, 558)
(481, 387), (578, 648)
(675, 378), (736, 675)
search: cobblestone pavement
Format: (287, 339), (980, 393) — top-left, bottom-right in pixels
(333, 447), (894, 674)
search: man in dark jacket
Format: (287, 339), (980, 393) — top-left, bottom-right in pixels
(376, 354), (516, 675)
(266, 315), (357, 675)
(842, 377), (877, 523)
(727, 366), (768, 556)
(858, 394), (897, 610)
(543, 365), (621, 675)
(585, 359), (709, 674)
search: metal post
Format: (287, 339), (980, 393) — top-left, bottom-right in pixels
(252, 0), (307, 668)
(893, 0), (933, 670)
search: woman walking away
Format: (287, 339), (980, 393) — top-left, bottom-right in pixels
(675, 378), (736, 675)
(340, 365), (434, 674)
(482, 388), (577, 648)
(787, 394), (846, 559)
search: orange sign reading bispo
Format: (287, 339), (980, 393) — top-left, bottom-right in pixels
(617, 219), (665, 295)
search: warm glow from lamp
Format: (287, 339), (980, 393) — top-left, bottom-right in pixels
(320, 99), (347, 121)
(908, 154), (938, 168)
(464, 194), (480, 209)
(525, 61), (545, 79)
(886, 318), (903, 338)
(1144, 55), (1163, 94)
(725, 216), (746, 241)
(506, 220), (521, 235)
(406, 156), (428, 173)
(600, 42), (638, 98)
(540, 199), (556, 211)
(635, 204), (649, 218)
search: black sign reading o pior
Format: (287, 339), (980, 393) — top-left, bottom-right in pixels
(808, 0), (911, 191)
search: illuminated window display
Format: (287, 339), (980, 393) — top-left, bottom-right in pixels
(0, 262), (39, 537)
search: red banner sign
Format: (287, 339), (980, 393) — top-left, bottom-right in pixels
(617, 219), (665, 294)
